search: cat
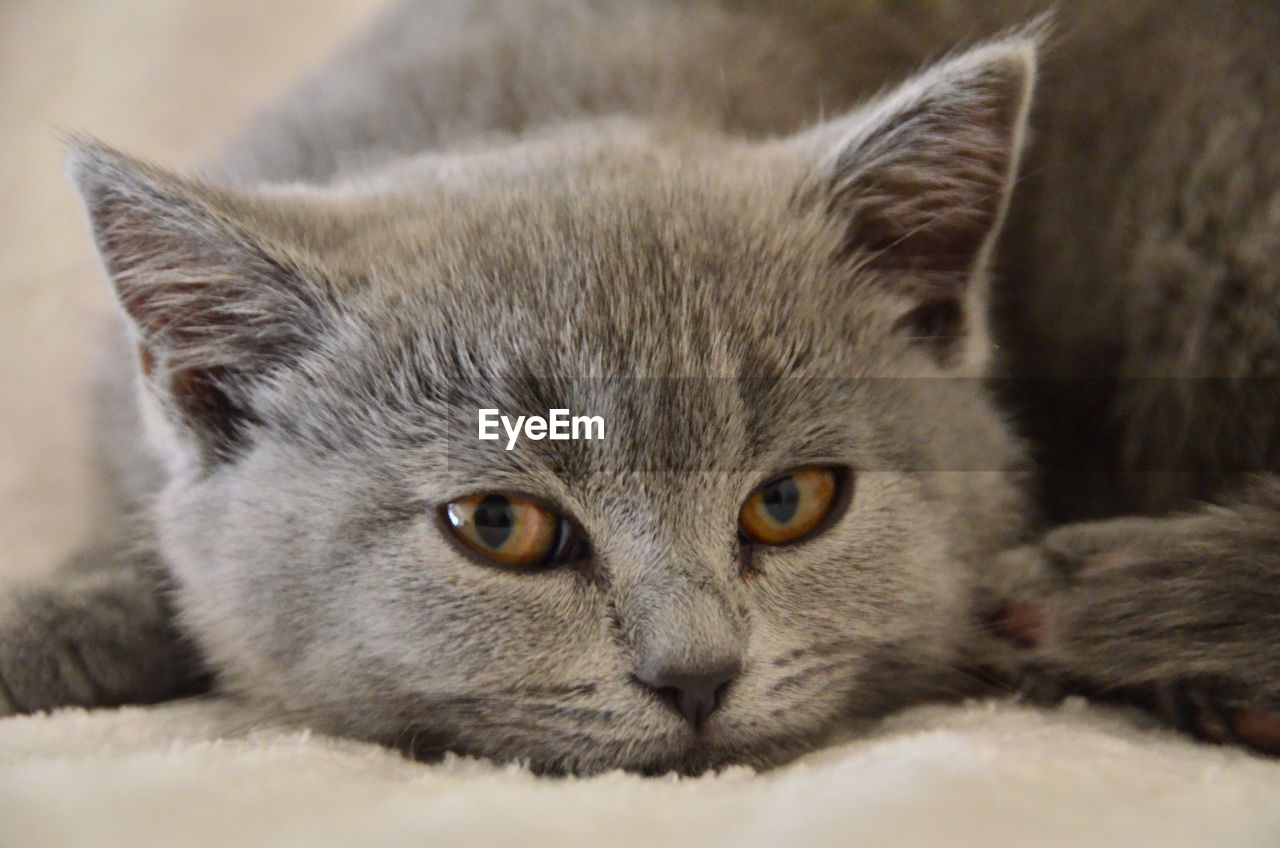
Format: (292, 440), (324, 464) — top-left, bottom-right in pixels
(3, 0), (1279, 774)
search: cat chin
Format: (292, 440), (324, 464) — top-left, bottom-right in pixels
(391, 714), (836, 777)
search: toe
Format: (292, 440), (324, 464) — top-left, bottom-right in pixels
(1232, 708), (1280, 755)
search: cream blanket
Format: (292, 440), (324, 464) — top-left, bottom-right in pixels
(3, 697), (1278, 848)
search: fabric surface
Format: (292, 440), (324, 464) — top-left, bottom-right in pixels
(2, 697), (1279, 848)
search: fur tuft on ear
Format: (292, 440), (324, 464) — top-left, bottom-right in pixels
(67, 139), (331, 465)
(798, 31), (1038, 366)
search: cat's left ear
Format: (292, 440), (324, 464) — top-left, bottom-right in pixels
(792, 34), (1037, 368)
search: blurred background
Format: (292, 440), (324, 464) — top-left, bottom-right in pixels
(0, 0), (384, 585)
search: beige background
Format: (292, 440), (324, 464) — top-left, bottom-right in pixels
(0, 0), (384, 584)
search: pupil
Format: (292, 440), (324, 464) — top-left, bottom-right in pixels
(762, 477), (800, 524)
(474, 495), (515, 548)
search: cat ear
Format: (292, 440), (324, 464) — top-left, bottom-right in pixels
(68, 141), (332, 465)
(796, 35), (1037, 366)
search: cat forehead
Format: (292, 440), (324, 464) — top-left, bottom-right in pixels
(318, 155), (885, 365)
(312, 127), (823, 276)
(282, 217), (895, 486)
(339, 203), (882, 387)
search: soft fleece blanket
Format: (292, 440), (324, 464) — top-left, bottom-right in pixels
(2, 697), (1279, 848)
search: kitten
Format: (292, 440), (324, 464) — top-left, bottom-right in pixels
(3, 0), (1278, 773)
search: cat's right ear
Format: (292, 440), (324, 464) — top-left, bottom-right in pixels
(67, 140), (333, 467)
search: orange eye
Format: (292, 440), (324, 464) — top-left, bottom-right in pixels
(443, 494), (576, 569)
(739, 467), (841, 545)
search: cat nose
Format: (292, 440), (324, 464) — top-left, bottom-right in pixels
(634, 658), (741, 729)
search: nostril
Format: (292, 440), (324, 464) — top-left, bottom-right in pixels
(633, 658), (741, 729)
(653, 685), (684, 715)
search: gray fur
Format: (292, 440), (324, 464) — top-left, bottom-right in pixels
(3, 0), (1279, 772)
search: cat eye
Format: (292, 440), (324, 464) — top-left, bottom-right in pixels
(442, 493), (580, 569)
(739, 467), (843, 546)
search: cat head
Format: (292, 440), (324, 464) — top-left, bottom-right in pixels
(70, 37), (1035, 774)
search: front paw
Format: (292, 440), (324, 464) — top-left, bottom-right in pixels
(0, 575), (207, 716)
(0, 592), (109, 715)
(991, 519), (1280, 755)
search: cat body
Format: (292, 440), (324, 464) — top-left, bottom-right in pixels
(3, 0), (1280, 772)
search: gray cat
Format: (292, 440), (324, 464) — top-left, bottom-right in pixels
(3, 0), (1279, 774)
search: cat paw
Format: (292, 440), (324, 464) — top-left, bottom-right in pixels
(0, 595), (104, 714)
(990, 518), (1280, 756)
(1146, 680), (1280, 755)
(0, 578), (208, 716)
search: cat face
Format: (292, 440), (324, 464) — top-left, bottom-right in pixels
(73, 39), (1035, 773)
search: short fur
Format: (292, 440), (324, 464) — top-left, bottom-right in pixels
(4, 0), (1280, 773)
